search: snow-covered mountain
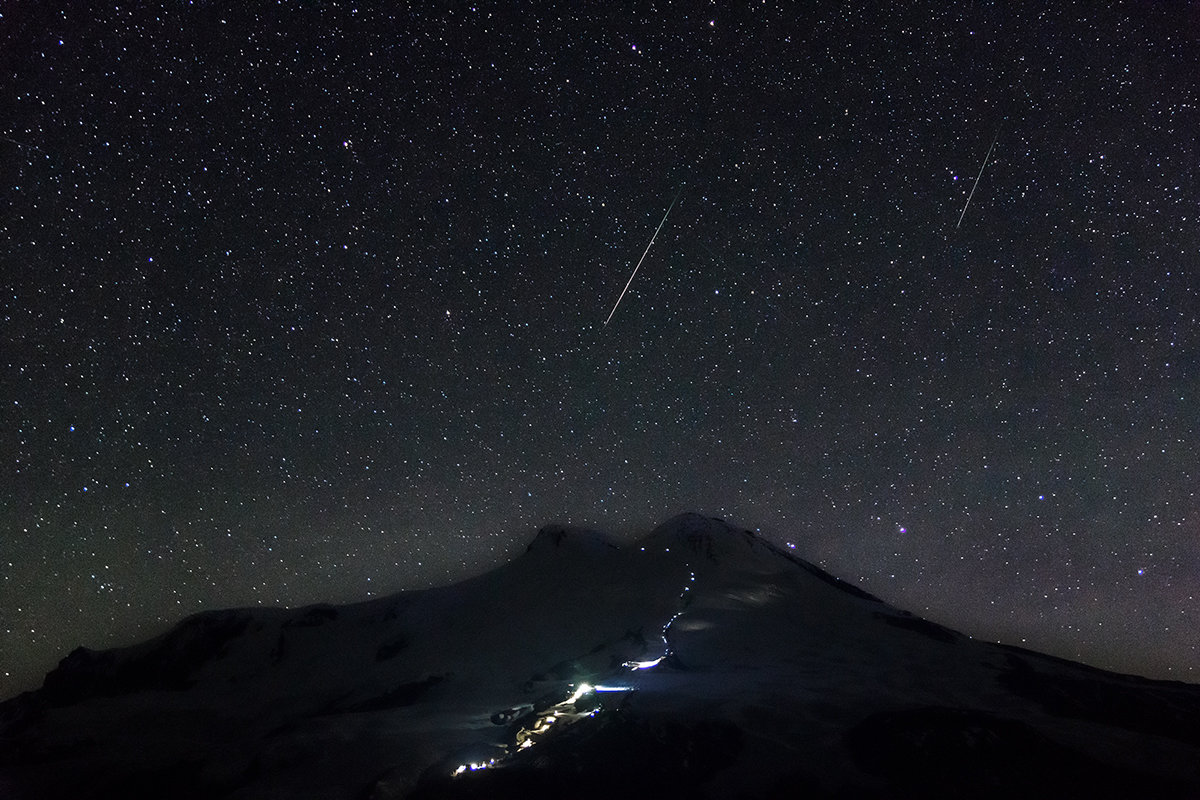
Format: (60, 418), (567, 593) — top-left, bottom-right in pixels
(3, 513), (1200, 798)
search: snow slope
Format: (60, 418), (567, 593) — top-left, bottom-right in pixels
(3, 513), (1199, 799)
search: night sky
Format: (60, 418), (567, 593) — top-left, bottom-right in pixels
(3, 2), (1199, 698)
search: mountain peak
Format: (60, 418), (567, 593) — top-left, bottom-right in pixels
(639, 512), (768, 562)
(524, 523), (617, 555)
(650, 511), (751, 539)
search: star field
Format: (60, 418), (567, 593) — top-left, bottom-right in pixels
(2, 2), (1198, 697)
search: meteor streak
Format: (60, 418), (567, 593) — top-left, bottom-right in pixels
(604, 188), (683, 326)
(956, 131), (998, 229)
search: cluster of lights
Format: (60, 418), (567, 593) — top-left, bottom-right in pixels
(453, 682), (633, 777)
(452, 760), (496, 776)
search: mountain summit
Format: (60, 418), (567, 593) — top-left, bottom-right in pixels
(3, 514), (1199, 798)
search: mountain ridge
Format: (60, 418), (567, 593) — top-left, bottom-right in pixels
(3, 513), (1200, 799)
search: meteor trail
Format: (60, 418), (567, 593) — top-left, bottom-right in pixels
(956, 131), (998, 229)
(604, 188), (683, 326)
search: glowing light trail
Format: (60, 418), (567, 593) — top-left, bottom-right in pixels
(453, 568), (695, 779)
(622, 570), (693, 670)
(626, 656), (664, 670)
(956, 131), (998, 229)
(603, 188), (683, 326)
